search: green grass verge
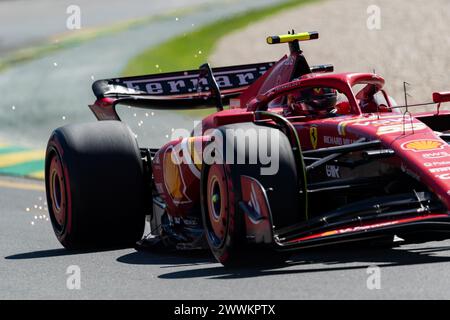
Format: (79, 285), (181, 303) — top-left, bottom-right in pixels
(122, 0), (316, 76)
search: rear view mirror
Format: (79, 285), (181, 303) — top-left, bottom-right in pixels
(433, 92), (450, 103)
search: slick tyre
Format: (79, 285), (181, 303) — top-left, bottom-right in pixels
(201, 123), (300, 266)
(45, 121), (146, 249)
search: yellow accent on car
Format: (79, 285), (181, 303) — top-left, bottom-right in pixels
(403, 140), (444, 152)
(163, 152), (183, 201)
(266, 31), (319, 44)
(310, 126), (318, 149)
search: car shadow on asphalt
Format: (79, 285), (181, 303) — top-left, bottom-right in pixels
(8, 243), (450, 279)
(4, 246), (215, 268)
(117, 250), (215, 267)
(117, 243), (450, 279)
(4, 246), (137, 260)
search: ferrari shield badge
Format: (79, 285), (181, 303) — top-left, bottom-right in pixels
(310, 126), (318, 149)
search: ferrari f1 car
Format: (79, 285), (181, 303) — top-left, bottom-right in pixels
(45, 31), (450, 266)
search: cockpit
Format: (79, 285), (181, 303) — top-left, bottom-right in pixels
(265, 77), (398, 119)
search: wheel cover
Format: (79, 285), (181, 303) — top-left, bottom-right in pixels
(48, 154), (67, 231)
(206, 165), (228, 247)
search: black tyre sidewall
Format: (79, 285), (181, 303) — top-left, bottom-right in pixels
(45, 121), (146, 249)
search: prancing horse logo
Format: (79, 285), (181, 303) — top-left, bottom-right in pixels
(310, 126), (318, 149)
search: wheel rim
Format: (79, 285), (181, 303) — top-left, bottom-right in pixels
(206, 165), (228, 247)
(210, 179), (222, 220)
(48, 153), (67, 231)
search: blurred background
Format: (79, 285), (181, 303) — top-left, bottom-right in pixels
(0, 0), (449, 179)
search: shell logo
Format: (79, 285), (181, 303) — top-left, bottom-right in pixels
(401, 140), (445, 152)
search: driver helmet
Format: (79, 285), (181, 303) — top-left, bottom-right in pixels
(301, 87), (338, 113)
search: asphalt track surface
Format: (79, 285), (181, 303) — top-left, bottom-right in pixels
(2, 175), (450, 299)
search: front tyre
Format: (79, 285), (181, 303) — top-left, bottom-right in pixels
(45, 121), (146, 249)
(201, 123), (300, 266)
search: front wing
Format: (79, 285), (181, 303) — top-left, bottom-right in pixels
(240, 175), (450, 251)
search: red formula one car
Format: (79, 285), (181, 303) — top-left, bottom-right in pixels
(45, 31), (450, 266)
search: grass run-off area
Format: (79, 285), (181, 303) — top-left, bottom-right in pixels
(122, 0), (315, 76)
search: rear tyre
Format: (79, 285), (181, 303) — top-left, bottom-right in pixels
(201, 123), (300, 266)
(45, 121), (146, 249)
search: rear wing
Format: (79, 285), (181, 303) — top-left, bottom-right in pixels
(92, 61), (334, 109)
(92, 62), (275, 107)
